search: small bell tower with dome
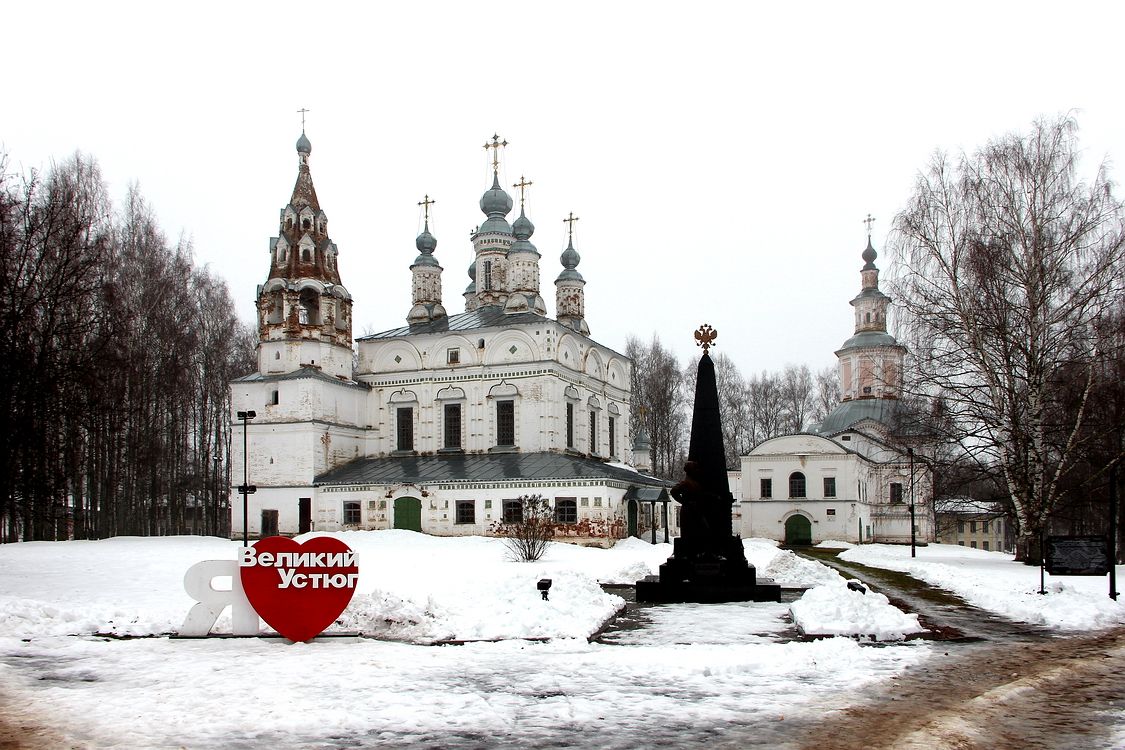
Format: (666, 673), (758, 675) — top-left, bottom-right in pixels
(555, 212), (590, 335)
(504, 176), (547, 315)
(407, 195), (447, 323)
(255, 125), (354, 379)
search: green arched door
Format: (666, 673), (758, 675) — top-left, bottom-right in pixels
(393, 497), (422, 532)
(784, 514), (812, 546)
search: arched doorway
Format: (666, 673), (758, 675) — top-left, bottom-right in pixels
(627, 499), (638, 537)
(784, 514), (812, 546)
(393, 497), (422, 532)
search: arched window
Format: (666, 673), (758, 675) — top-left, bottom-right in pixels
(299, 288), (319, 325)
(789, 472), (806, 498)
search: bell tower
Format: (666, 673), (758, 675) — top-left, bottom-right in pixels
(835, 216), (906, 401)
(256, 127), (354, 379)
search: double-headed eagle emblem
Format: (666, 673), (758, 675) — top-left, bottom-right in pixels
(694, 324), (717, 353)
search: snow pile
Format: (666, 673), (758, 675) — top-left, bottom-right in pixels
(761, 547), (844, 587)
(841, 543), (1125, 631)
(789, 581), (925, 641)
(815, 539), (856, 549)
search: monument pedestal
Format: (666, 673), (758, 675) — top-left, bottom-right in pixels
(635, 536), (782, 603)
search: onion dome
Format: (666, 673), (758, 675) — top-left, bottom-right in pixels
(478, 173), (513, 234)
(412, 223), (439, 267)
(465, 259), (477, 294)
(862, 236), (878, 270)
(556, 236), (584, 281)
(296, 132), (312, 155)
(509, 208), (538, 256)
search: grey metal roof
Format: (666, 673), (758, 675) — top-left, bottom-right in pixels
(232, 366), (369, 389)
(357, 305), (547, 340)
(314, 451), (672, 488)
(625, 486), (671, 502)
(836, 330), (904, 351)
(815, 398), (901, 435)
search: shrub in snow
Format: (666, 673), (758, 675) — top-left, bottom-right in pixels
(490, 494), (554, 562)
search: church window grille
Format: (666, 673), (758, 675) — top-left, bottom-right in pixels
(502, 499), (523, 524)
(343, 502), (361, 525)
(823, 477), (836, 498)
(589, 411), (598, 454)
(555, 498), (577, 525)
(496, 400), (515, 446)
(455, 501), (475, 525)
(566, 403), (574, 448)
(482, 261), (493, 291)
(447, 348), (460, 365)
(608, 416), (616, 456)
(788, 472), (806, 499)
(890, 482), (903, 504)
(760, 478), (772, 498)
(444, 403), (462, 449)
(826, 508), (836, 516)
(593, 497), (602, 507)
(397, 407), (414, 451)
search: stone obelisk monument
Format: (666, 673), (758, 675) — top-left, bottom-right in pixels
(636, 325), (781, 603)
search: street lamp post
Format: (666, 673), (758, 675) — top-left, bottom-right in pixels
(908, 447), (916, 559)
(236, 410), (256, 546)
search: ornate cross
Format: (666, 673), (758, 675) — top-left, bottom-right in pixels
(297, 108), (310, 132)
(563, 212), (580, 239)
(418, 194), (435, 224)
(513, 176), (533, 209)
(483, 134), (508, 173)
(694, 324), (718, 353)
(864, 213), (876, 236)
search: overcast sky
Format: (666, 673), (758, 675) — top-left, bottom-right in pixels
(6, 2), (1123, 376)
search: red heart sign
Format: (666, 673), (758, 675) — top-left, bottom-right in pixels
(239, 536), (359, 642)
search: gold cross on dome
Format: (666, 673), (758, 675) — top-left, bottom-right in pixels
(694, 324), (718, 353)
(483, 133), (508, 173)
(863, 213), (876, 237)
(513, 176), (533, 209)
(563, 212), (580, 239)
(418, 194), (435, 224)
(297, 108), (310, 132)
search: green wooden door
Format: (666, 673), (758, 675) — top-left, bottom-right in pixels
(785, 515), (812, 546)
(393, 497), (422, 532)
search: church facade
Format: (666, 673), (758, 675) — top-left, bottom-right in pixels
(229, 132), (671, 546)
(736, 235), (936, 546)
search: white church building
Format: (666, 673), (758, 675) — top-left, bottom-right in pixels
(229, 132), (672, 546)
(736, 234), (936, 546)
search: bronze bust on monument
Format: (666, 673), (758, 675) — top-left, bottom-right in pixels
(636, 325), (781, 603)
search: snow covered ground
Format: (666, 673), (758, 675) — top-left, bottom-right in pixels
(839, 542), (1125, 631)
(0, 532), (930, 748)
(0, 532), (1116, 748)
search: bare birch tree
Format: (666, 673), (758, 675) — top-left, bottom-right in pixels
(889, 116), (1125, 558)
